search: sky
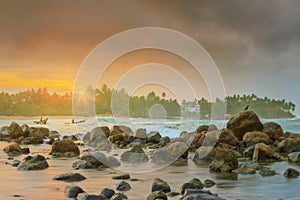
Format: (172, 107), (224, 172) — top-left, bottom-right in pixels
(1, 0), (300, 116)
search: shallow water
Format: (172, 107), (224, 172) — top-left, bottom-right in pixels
(0, 117), (300, 199)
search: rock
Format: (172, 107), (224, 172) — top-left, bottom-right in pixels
(283, 168), (299, 178)
(11, 160), (21, 167)
(28, 127), (49, 138)
(159, 136), (170, 147)
(21, 124), (30, 137)
(100, 188), (115, 199)
(203, 179), (216, 188)
(134, 128), (147, 139)
(112, 174), (130, 180)
(3, 142), (28, 156)
(120, 146), (149, 163)
(243, 131), (270, 147)
(0, 126), (9, 137)
(116, 181), (131, 191)
(53, 173), (86, 182)
(193, 146), (216, 163)
(130, 138), (146, 147)
(278, 138), (300, 153)
(209, 149), (239, 172)
(180, 178), (204, 195)
(196, 125), (209, 133)
(77, 193), (107, 200)
(17, 155), (49, 170)
(288, 152), (300, 163)
(259, 167), (277, 177)
(7, 121), (23, 139)
(148, 131), (162, 144)
(107, 156), (121, 167)
(263, 122), (284, 141)
(251, 143), (279, 162)
(65, 185), (85, 198)
(50, 139), (80, 157)
(62, 135), (78, 141)
(182, 189), (225, 200)
(166, 141), (189, 159)
(208, 124), (218, 132)
(180, 131), (197, 146)
(235, 161), (260, 174)
(147, 191), (168, 200)
(112, 125), (133, 135)
(81, 152), (109, 168)
(227, 111), (263, 140)
(218, 128), (239, 146)
(72, 160), (93, 169)
(84, 127), (112, 151)
(110, 192), (128, 200)
(151, 178), (171, 193)
(151, 149), (176, 164)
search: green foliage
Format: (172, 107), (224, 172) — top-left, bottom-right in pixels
(0, 87), (296, 119)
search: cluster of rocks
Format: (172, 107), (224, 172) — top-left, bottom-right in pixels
(0, 121), (59, 145)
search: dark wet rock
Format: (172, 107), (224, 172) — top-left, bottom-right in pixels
(112, 125), (133, 135)
(209, 149), (239, 172)
(110, 192), (128, 200)
(151, 149), (176, 164)
(3, 142), (29, 156)
(243, 131), (270, 147)
(147, 191), (168, 200)
(81, 152), (109, 168)
(53, 172), (86, 182)
(72, 160), (93, 169)
(218, 128), (239, 146)
(148, 131), (161, 144)
(11, 160), (21, 167)
(116, 181), (131, 191)
(263, 122), (284, 141)
(134, 128), (147, 139)
(65, 185), (85, 198)
(17, 155), (49, 171)
(120, 146), (149, 163)
(7, 121), (23, 139)
(50, 139), (80, 157)
(62, 135), (78, 141)
(235, 161), (260, 174)
(28, 127), (49, 139)
(182, 189), (225, 200)
(244, 143), (279, 162)
(278, 138), (300, 153)
(196, 125), (209, 133)
(21, 136), (44, 145)
(259, 167), (277, 177)
(227, 111), (263, 140)
(159, 136), (170, 147)
(283, 168), (299, 178)
(100, 188), (115, 199)
(112, 174), (130, 180)
(193, 146), (216, 163)
(151, 178), (171, 193)
(204, 179), (216, 188)
(180, 178), (204, 195)
(288, 152), (300, 163)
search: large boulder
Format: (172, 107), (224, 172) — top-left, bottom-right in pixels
(134, 128), (147, 139)
(7, 121), (23, 139)
(243, 131), (270, 147)
(50, 139), (80, 157)
(151, 148), (176, 164)
(120, 146), (149, 163)
(227, 111), (263, 140)
(209, 149), (239, 172)
(28, 127), (49, 138)
(84, 127), (112, 151)
(263, 122), (284, 141)
(193, 146), (216, 163)
(17, 155), (49, 170)
(80, 151), (109, 168)
(196, 125), (209, 133)
(278, 138), (300, 153)
(218, 128), (239, 146)
(3, 142), (29, 156)
(166, 141), (189, 159)
(148, 131), (161, 144)
(111, 125), (133, 135)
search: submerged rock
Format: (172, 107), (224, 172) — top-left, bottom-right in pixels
(227, 111), (263, 140)
(112, 174), (130, 180)
(235, 161), (261, 174)
(259, 167), (278, 177)
(283, 168), (300, 178)
(17, 155), (49, 171)
(203, 179), (216, 188)
(50, 139), (80, 157)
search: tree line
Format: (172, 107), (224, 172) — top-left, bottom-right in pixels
(0, 85), (296, 118)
